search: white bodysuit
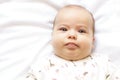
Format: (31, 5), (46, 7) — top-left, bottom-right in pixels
(22, 53), (120, 80)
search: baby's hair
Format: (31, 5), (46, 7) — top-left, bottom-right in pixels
(53, 5), (95, 35)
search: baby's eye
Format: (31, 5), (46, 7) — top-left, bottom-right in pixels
(78, 29), (86, 33)
(59, 27), (67, 31)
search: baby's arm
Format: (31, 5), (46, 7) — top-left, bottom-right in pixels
(24, 70), (38, 80)
(17, 68), (43, 80)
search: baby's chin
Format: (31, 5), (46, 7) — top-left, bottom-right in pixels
(55, 53), (90, 61)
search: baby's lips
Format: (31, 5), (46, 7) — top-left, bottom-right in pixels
(65, 42), (79, 49)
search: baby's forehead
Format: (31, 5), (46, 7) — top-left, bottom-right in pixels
(55, 5), (95, 32)
(58, 6), (93, 19)
(57, 5), (94, 22)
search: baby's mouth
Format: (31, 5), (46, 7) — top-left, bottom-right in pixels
(65, 42), (79, 49)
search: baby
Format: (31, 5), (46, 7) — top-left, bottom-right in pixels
(22, 5), (120, 80)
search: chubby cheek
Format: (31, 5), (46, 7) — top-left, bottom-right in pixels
(51, 36), (63, 50)
(81, 39), (94, 53)
(51, 32), (65, 46)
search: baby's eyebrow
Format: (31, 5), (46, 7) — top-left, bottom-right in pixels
(76, 24), (88, 29)
(56, 24), (69, 28)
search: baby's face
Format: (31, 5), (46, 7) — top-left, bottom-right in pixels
(52, 7), (94, 61)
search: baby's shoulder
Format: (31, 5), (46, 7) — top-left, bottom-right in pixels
(91, 53), (110, 64)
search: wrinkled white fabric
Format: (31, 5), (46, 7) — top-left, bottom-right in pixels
(21, 53), (120, 80)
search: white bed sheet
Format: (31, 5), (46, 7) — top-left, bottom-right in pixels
(0, 0), (120, 80)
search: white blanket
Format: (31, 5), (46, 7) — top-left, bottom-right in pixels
(0, 0), (120, 80)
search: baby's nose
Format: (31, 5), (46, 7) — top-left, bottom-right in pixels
(68, 30), (77, 40)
